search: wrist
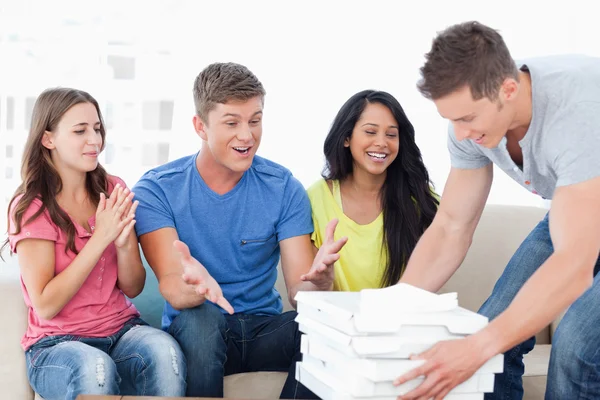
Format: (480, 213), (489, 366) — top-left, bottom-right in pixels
(115, 241), (133, 252)
(89, 233), (112, 251)
(470, 324), (504, 361)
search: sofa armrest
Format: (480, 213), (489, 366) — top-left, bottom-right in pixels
(0, 261), (34, 400)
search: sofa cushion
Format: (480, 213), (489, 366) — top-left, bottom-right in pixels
(439, 205), (550, 344)
(0, 257), (34, 400)
(224, 371), (287, 399)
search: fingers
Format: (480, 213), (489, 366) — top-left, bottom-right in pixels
(120, 219), (136, 237)
(400, 372), (439, 400)
(115, 192), (133, 219)
(410, 345), (436, 361)
(96, 193), (106, 215)
(127, 200), (139, 219)
(324, 218), (339, 243)
(319, 252), (341, 267)
(330, 236), (348, 253)
(107, 183), (121, 208)
(216, 296), (235, 315)
(117, 213), (135, 230)
(394, 363), (429, 386)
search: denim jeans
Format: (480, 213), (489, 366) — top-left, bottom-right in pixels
(479, 213), (600, 400)
(25, 318), (186, 400)
(169, 303), (317, 399)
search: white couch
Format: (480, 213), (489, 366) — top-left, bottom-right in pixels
(0, 204), (552, 400)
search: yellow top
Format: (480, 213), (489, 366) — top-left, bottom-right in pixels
(307, 179), (387, 291)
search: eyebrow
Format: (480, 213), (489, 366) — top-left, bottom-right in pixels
(222, 111), (263, 119)
(72, 122), (101, 127)
(361, 122), (399, 129)
(450, 113), (475, 122)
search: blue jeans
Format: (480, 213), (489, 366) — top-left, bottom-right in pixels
(169, 303), (317, 399)
(26, 318), (186, 400)
(479, 213), (600, 400)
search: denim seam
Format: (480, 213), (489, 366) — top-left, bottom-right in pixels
(250, 318), (296, 340)
(239, 318), (247, 364)
(503, 345), (521, 400)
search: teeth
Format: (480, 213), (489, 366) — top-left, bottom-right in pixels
(367, 152), (386, 159)
(234, 147), (249, 151)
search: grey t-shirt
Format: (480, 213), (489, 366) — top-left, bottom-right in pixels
(448, 55), (600, 200)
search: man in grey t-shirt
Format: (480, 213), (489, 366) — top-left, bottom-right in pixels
(394, 22), (600, 400)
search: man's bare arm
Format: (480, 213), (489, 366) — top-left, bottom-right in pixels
(139, 227), (206, 310)
(476, 176), (600, 356)
(400, 164), (493, 292)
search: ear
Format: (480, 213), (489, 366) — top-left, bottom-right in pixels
(193, 115), (208, 141)
(41, 131), (55, 150)
(344, 137), (350, 148)
(501, 78), (519, 101)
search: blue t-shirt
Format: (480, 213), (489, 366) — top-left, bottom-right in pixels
(133, 153), (313, 330)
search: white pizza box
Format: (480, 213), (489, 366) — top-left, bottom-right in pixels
(296, 361), (485, 400)
(295, 290), (487, 336)
(301, 354), (495, 396)
(296, 313), (462, 358)
(359, 283), (459, 314)
(300, 334), (504, 381)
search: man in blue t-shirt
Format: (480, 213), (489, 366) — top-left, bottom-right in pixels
(133, 62), (346, 398)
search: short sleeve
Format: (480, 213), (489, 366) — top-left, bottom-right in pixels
(310, 216), (321, 247)
(550, 102), (600, 187)
(306, 181), (325, 248)
(447, 124), (491, 169)
(8, 197), (58, 253)
(132, 175), (176, 237)
(276, 176), (314, 242)
(108, 175), (129, 192)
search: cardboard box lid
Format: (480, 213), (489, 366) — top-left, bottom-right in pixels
(359, 283), (458, 314)
(295, 290), (488, 335)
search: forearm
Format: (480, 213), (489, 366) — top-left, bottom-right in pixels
(116, 243), (146, 298)
(399, 219), (472, 292)
(159, 273), (207, 310)
(36, 236), (107, 320)
(476, 253), (593, 358)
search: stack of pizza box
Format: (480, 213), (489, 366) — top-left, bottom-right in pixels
(294, 284), (503, 400)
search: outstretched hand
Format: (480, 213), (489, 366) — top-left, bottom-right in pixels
(174, 240), (234, 314)
(301, 218), (348, 290)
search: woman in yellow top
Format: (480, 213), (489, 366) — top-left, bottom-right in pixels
(308, 90), (439, 291)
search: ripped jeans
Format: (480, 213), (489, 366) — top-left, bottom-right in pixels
(25, 318), (186, 400)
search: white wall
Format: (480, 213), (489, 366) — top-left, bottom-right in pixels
(1, 0), (598, 215)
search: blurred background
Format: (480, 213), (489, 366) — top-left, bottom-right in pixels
(1, 0), (598, 233)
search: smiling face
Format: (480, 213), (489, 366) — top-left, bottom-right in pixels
(41, 102), (103, 174)
(434, 83), (517, 149)
(194, 95), (263, 174)
(344, 102), (399, 177)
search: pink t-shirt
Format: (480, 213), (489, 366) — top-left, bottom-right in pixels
(9, 176), (140, 350)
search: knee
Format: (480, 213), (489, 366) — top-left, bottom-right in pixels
(170, 303), (227, 353)
(73, 350), (119, 394)
(551, 320), (593, 367)
(131, 327), (187, 379)
(175, 303), (227, 331)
